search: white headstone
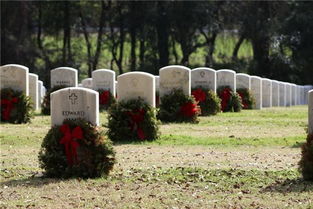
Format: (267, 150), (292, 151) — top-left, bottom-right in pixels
(285, 83), (292, 107)
(38, 80), (43, 106)
(82, 78), (93, 89)
(92, 69), (116, 97)
(28, 73), (39, 110)
(290, 83), (297, 105)
(296, 85), (301, 105)
(216, 69), (236, 91)
(250, 76), (262, 109)
(279, 82), (286, 107)
(155, 76), (160, 92)
(117, 72), (155, 107)
(159, 65), (191, 97)
(50, 87), (99, 126)
(262, 78), (272, 108)
(236, 73), (250, 90)
(191, 67), (216, 92)
(309, 90), (313, 135)
(0, 64), (29, 96)
(50, 67), (78, 88)
(271, 80), (279, 107)
(115, 81), (118, 98)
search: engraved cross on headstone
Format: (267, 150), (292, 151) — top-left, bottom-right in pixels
(69, 93), (78, 105)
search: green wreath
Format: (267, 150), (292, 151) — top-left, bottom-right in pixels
(217, 86), (242, 112)
(299, 134), (313, 181)
(98, 89), (116, 111)
(0, 88), (33, 123)
(41, 85), (68, 115)
(191, 87), (221, 116)
(107, 98), (159, 142)
(236, 88), (255, 109)
(157, 89), (200, 123)
(39, 118), (116, 178)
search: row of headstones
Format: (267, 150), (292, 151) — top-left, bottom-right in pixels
(74, 67), (312, 110)
(0, 64), (47, 111)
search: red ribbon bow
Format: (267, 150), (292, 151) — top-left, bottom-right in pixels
(180, 102), (198, 117)
(220, 88), (231, 111)
(192, 88), (206, 102)
(100, 91), (110, 105)
(126, 109), (146, 140)
(59, 124), (83, 166)
(1, 97), (18, 121)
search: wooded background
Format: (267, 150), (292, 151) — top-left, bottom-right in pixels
(1, 1), (313, 88)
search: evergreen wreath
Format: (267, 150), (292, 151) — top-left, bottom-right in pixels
(236, 88), (255, 109)
(191, 87), (221, 116)
(217, 86), (243, 112)
(41, 85), (68, 115)
(157, 89), (200, 123)
(98, 89), (116, 111)
(0, 88), (33, 124)
(39, 118), (116, 178)
(299, 134), (313, 181)
(107, 98), (159, 142)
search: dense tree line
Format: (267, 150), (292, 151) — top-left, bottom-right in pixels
(1, 1), (312, 87)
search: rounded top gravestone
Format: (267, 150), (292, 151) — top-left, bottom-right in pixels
(262, 78), (272, 108)
(82, 78), (93, 89)
(50, 67), (78, 88)
(29, 73), (39, 110)
(117, 72), (155, 107)
(216, 69), (236, 91)
(271, 80), (280, 107)
(159, 65), (191, 97)
(0, 64), (29, 96)
(250, 76), (262, 110)
(236, 73), (250, 90)
(191, 67), (216, 92)
(155, 76), (160, 92)
(92, 69), (116, 96)
(50, 87), (99, 126)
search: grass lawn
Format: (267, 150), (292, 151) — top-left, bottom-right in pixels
(1, 106), (312, 208)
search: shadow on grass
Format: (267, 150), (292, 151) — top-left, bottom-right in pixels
(262, 178), (313, 193)
(0, 175), (69, 188)
(291, 141), (304, 148)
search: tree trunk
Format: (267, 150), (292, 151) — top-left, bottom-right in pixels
(251, 36), (271, 76)
(232, 34), (245, 60)
(62, 1), (70, 65)
(130, 26), (136, 71)
(79, 8), (92, 77)
(156, 1), (169, 68)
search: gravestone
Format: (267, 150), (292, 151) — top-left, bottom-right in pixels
(279, 82), (286, 107)
(309, 90), (313, 135)
(38, 80), (43, 106)
(50, 87), (99, 126)
(285, 83), (292, 107)
(82, 78), (93, 89)
(50, 67), (78, 88)
(271, 80), (280, 107)
(28, 73), (39, 110)
(216, 69), (236, 91)
(291, 84), (296, 106)
(236, 73), (250, 90)
(117, 72), (155, 107)
(115, 81), (118, 97)
(155, 76), (160, 92)
(297, 85), (301, 105)
(92, 69), (116, 96)
(159, 65), (191, 97)
(191, 67), (216, 92)
(262, 78), (272, 108)
(250, 76), (262, 109)
(0, 64), (29, 95)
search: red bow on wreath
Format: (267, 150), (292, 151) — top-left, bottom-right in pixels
(192, 88), (206, 102)
(220, 88), (231, 111)
(180, 102), (198, 117)
(238, 92), (248, 109)
(126, 109), (146, 140)
(59, 124), (83, 166)
(1, 97), (18, 121)
(100, 91), (110, 105)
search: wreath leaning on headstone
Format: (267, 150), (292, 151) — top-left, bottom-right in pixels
(41, 85), (68, 115)
(157, 89), (200, 123)
(107, 98), (160, 143)
(191, 87), (221, 116)
(39, 118), (116, 178)
(217, 86), (243, 112)
(98, 89), (116, 111)
(236, 88), (255, 109)
(299, 134), (313, 181)
(0, 88), (33, 124)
